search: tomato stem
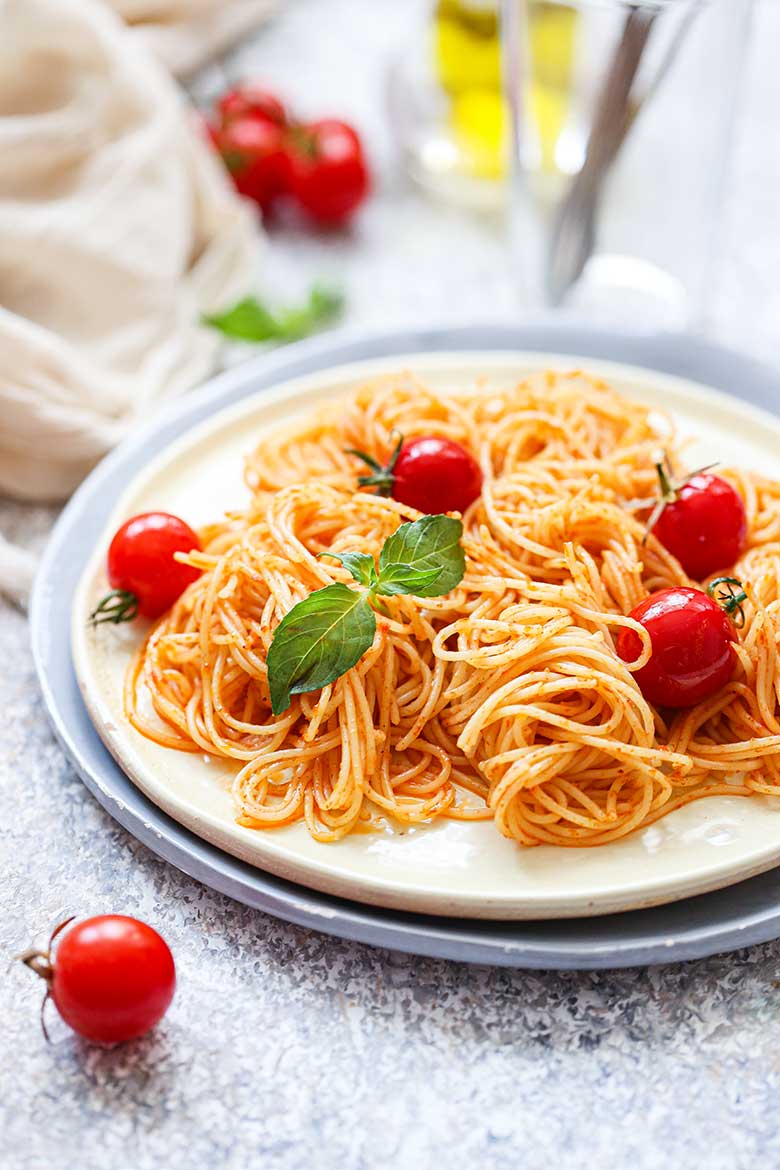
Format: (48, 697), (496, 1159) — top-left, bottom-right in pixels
(655, 454), (675, 500)
(220, 149), (247, 175)
(286, 122), (319, 159)
(15, 916), (75, 1043)
(641, 452), (678, 542)
(16, 949), (54, 982)
(40, 990), (53, 1044)
(89, 589), (139, 626)
(15, 915), (75, 985)
(345, 431), (403, 497)
(707, 576), (748, 629)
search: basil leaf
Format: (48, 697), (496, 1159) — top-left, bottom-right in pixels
(377, 515), (465, 598)
(202, 298), (277, 341)
(274, 286), (344, 340)
(373, 564), (443, 597)
(203, 284), (344, 344)
(318, 551), (377, 589)
(266, 583), (376, 715)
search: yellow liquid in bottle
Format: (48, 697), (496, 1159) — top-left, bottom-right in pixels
(527, 2), (578, 174)
(435, 0), (502, 96)
(434, 0), (504, 179)
(432, 0), (578, 180)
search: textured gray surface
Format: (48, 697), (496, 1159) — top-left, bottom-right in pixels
(4, 1), (780, 1168)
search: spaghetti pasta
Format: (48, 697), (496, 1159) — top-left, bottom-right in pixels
(126, 371), (780, 846)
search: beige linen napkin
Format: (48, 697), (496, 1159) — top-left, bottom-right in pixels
(0, 0), (261, 511)
(111, 0), (277, 77)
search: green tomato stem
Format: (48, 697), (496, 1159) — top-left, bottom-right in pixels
(89, 589), (139, 626)
(707, 576), (748, 629)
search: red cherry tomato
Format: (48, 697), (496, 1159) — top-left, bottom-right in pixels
(393, 437), (483, 514)
(352, 435), (483, 515)
(617, 587), (737, 708)
(106, 511), (201, 619)
(652, 473), (747, 580)
(217, 85), (287, 128)
(214, 116), (289, 213)
(50, 916), (176, 1045)
(286, 119), (370, 226)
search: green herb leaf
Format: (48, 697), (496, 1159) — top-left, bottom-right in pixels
(266, 583), (376, 715)
(266, 516), (466, 710)
(203, 284), (344, 344)
(372, 563), (443, 597)
(377, 515), (465, 598)
(318, 551), (377, 589)
(202, 298), (277, 341)
(274, 285), (344, 340)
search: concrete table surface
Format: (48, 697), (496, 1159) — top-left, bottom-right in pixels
(3, 2), (780, 1168)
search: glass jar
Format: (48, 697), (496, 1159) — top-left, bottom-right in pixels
(501, 0), (754, 326)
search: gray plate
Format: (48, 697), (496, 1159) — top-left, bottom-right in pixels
(31, 321), (780, 969)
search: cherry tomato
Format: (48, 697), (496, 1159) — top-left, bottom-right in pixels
(217, 85), (287, 128)
(214, 116), (289, 213)
(48, 916), (176, 1045)
(351, 435), (483, 514)
(101, 511), (201, 621)
(393, 437), (483, 514)
(617, 587), (737, 708)
(286, 119), (370, 226)
(652, 473), (747, 580)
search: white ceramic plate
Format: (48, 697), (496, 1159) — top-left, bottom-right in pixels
(72, 351), (780, 920)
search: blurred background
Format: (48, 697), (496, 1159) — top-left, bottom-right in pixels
(192, 0), (779, 352)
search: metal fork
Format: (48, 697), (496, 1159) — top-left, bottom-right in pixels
(545, 0), (703, 306)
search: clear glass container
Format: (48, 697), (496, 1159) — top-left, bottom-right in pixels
(501, 0), (754, 326)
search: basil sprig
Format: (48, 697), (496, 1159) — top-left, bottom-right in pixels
(266, 515), (465, 714)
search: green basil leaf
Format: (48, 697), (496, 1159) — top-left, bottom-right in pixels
(274, 285), (344, 340)
(377, 514), (465, 598)
(266, 583), (376, 715)
(372, 564), (443, 597)
(318, 551), (377, 588)
(202, 297), (278, 341)
(203, 284), (344, 344)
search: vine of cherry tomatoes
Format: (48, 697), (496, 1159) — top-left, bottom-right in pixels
(205, 83), (370, 226)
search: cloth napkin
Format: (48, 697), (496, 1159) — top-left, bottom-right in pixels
(110, 0), (277, 77)
(0, 0), (266, 514)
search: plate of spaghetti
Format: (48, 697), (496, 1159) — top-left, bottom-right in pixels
(72, 350), (780, 920)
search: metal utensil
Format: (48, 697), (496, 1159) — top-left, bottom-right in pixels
(546, 0), (703, 306)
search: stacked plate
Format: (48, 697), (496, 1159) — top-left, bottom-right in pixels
(32, 323), (780, 968)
